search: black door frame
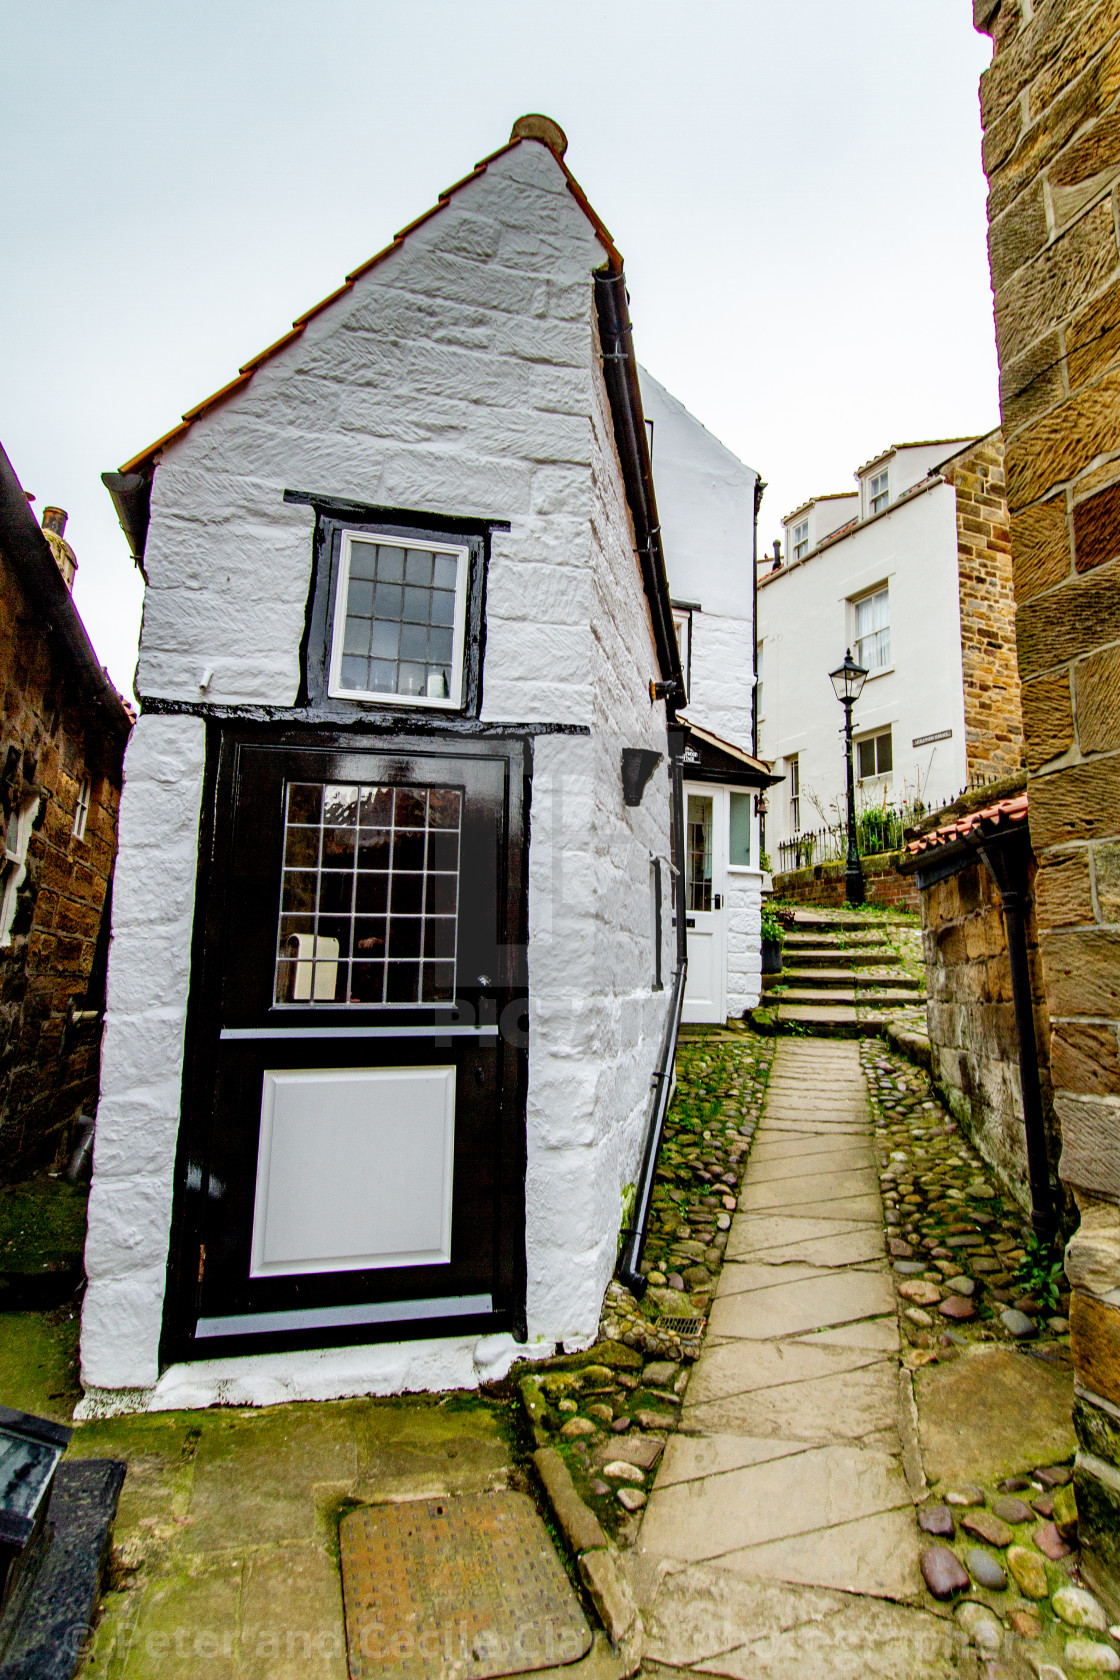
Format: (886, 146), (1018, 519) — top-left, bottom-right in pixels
(160, 722), (529, 1367)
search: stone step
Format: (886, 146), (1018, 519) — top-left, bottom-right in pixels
(771, 967), (922, 991)
(774, 988), (925, 1009)
(778, 946), (900, 968)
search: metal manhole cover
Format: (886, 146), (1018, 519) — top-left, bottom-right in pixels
(339, 1491), (592, 1680)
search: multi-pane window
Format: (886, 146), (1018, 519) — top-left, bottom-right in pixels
(792, 519), (809, 560)
(72, 775), (91, 842)
(868, 470), (890, 514)
(853, 585), (890, 672)
(788, 754), (801, 834)
(275, 781), (461, 1006)
(329, 533), (468, 708)
(686, 794), (713, 912)
(857, 729), (894, 781)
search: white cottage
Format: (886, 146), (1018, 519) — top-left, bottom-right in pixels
(81, 116), (706, 1411)
(638, 371), (776, 1025)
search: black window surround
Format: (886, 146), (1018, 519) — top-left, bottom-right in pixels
(287, 493), (508, 720)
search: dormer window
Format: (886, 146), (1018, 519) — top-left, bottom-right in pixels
(329, 532), (469, 709)
(792, 519), (809, 561)
(868, 470), (890, 514)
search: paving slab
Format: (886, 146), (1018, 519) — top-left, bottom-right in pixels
(686, 1338), (888, 1406)
(684, 1363), (899, 1445)
(745, 1147), (874, 1184)
(655, 1433), (814, 1488)
(725, 1214), (875, 1259)
(757, 1229), (886, 1268)
(737, 1169), (879, 1212)
(711, 1503), (921, 1601)
(793, 1317), (900, 1352)
(640, 1442), (909, 1564)
(750, 1133), (874, 1161)
(914, 1344), (1076, 1488)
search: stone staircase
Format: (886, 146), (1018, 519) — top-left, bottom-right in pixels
(756, 909), (927, 1038)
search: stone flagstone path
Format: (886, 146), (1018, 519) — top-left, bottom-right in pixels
(633, 1039), (965, 1678)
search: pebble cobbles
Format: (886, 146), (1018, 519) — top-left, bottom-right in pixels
(860, 1039), (1071, 1353)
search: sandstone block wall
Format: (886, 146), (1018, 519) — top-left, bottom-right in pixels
(771, 852), (920, 914)
(0, 539), (126, 1179)
(940, 433), (1025, 780)
(975, 0), (1120, 1599)
(919, 854), (1055, 1215)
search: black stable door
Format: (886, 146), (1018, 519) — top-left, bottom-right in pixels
(163, 731), (527, 1363)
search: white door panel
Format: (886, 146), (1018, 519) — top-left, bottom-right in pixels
(682, 785), (728, 1024)
(250, 1064), (456, 1278)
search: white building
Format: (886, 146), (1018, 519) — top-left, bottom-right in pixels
(83, 116), (692, 1412)
(757, 433), (1021, 867)
(639, 371), (775, 1024)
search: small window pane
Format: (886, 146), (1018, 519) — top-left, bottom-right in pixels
(858, 738), (876, 780)
(403, 587), (430, 623)
(729, 792), (752, 868)
(431, 590), (456, 627)
(876, 731), (893, 774)
(686, 794), (714, 913)
(376, 545), (404, 583)
(348, 541), (376, 580)
(405, 549), (433, 585)
(433, 555), (457, 590)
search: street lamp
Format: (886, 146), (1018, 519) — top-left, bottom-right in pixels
(829, 649), (869, 906)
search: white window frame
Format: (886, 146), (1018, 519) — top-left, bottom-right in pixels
(851, 583), (891, 675)
(788, 754), (801, 834)
(792, 519), (809, 561)
(856, 727), (894, 782)
(72, 775), (92, 842)
(868, 470), (890, 515)
(328, 531), (471, 711)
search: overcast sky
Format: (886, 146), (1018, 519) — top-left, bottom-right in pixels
(2, 1), (995, 696)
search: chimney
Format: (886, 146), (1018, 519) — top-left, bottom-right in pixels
(41, 507), (77, 592)
(771, 539), (782, 572)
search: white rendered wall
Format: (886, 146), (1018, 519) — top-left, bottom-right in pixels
(638, 368), (757, 747)
(82, 137), (673, 1408)
(726, 866), (764, 1017)
(757, 479), (969, 851)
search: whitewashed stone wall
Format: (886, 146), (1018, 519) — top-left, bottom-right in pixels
(686, 612), (754, 745)
(82, 715), (206, 1389)
(81, 137), (673, 1405)
(726, 869), (764, 1016)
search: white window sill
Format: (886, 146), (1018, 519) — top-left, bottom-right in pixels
(860, 664), (894, 682)
(727, 865), (761, 875)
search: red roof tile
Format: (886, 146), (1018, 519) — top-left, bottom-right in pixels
(905, 793), (1029, 856)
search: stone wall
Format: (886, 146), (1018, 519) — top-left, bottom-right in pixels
(918, 851), (1055, 1218)
(0, 536), (127, 1180)
(975, 0), (1120, 1600)
(771, 852), (920, 914)
(940, 432), (1025, 780)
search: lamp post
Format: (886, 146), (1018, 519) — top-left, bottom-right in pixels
(829, 649), (869, 906)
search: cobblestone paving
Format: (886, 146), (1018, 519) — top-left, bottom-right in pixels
(861, 1039), (1071, 1356)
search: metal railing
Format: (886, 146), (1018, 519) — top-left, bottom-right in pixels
(775, 774), (1010, 875)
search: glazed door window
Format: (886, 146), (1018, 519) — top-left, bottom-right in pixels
(276, 781), (461, 1006)
(686, 794), (714, 912)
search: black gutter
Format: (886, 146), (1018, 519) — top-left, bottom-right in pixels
(594, 268), (685, 705)
(964, 828), (1054, 1243)
(618, 728), (688, 1298)
(0, 442), (132, 739)
(904, 823), (1053, 1243)
(101, 471), (152, 576)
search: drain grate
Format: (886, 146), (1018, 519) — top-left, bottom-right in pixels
(339, 1491), (591, 1680)
(654, 1315), (706, 1336)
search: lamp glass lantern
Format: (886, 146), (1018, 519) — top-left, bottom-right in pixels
(829, 649), (869, 706)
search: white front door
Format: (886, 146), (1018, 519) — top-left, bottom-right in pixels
(681, 785), (727, 1024)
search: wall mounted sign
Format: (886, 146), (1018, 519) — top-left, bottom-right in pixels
(912, 728), (953, 748)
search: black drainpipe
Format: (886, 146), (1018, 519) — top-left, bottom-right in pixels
(962, 827), (1054, 1243)
(752, 477), (765, 759)
(617, 726), (688, 1297)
